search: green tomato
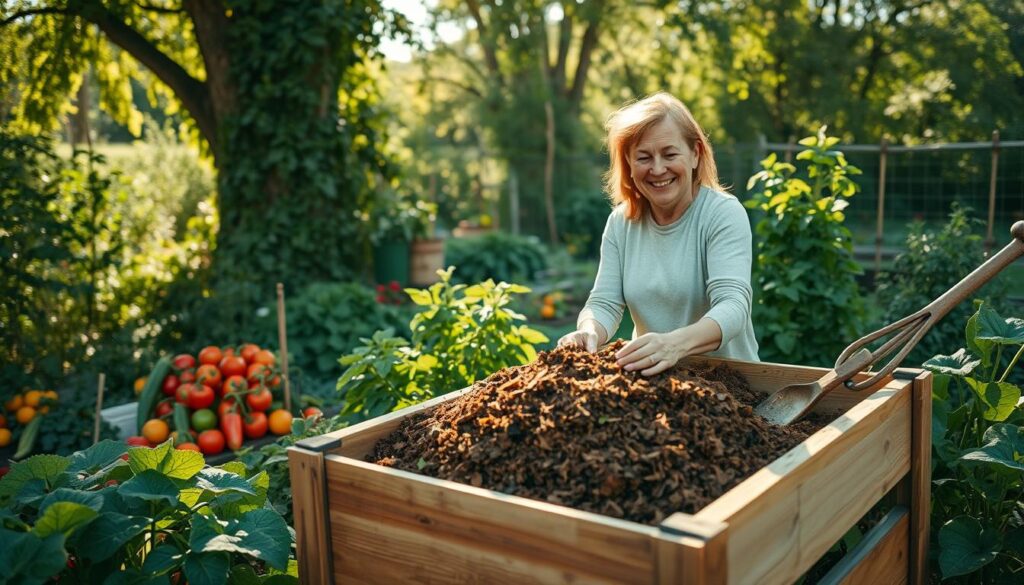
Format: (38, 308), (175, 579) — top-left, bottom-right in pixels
(191, 408), (218, 432)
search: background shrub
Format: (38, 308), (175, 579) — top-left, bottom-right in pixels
(445, 231), (548, 284)
(875, 205), (1009, 367)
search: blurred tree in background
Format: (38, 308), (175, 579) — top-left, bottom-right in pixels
(1, 0), (404, 319)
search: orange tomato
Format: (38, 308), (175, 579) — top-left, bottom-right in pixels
(134, 377), (147, 394)
(43, 390), (58, 401)
(5, 394), (23, 412)
(16, 406), (36, 424)
(142, 419), (170, 445)
(0, 428), (11, 447)
(176, 442), (202, 452)
(198, 346), (223, 366)
(268, 409), (293, 435)
(540, 304), (556, 319)
(23, 390), (44, 407)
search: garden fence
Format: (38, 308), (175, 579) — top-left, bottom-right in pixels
(475, 135), (1024, 270)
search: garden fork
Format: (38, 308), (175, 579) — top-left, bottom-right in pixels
(757, 221), (1024, 425)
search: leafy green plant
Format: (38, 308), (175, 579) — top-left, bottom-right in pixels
(445, 231), (549, 285)
(337, 267), (548, 419)
(926, 302), (1024, 582)
(875, 205), (1009, 367)
(0, 439), (296, 584)
(745, 127), (866, 367)
(238, 414), (348, 525)
(285, 282), (408, 383)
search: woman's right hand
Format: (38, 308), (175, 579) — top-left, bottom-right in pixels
(557, 329), (599, 353)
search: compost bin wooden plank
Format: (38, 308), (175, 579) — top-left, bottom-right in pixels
(908, 371), (932, 585)
(694, 379), (912, 585)
(288, 446), (333, 585)
(325, 455), (662, 584)
(330, 386), (476, 459)
(659, 515), (728, 585)
(820, 507), (909, 585)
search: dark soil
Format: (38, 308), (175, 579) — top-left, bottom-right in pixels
(370, 342), (833, 525)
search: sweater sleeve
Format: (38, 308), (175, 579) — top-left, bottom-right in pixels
(578, 211), (626, 338)
(703, 198), (755, 348)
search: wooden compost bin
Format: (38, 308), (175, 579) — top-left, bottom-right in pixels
(288, 358), (931, 585)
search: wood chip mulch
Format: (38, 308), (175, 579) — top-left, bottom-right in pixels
(369, 342), (832, 525)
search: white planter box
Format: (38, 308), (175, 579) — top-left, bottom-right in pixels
(100, 402), (138, 439)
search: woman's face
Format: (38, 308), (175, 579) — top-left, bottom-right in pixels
(628, 118), (698, 215)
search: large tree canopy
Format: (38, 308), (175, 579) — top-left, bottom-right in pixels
(2, 0), (398, 321)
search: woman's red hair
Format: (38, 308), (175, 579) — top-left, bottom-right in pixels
(604, 92), (723, 221)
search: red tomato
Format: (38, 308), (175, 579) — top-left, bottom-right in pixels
(176, 442), (201, 452)
(161, 374), (181, 397)
(222, 375), (248, 397)
(125, 436), (149, 447)
(218, 355), (247, 378)
(198, 346), (223, 366)
(266, 374), (282, 391)
(302, 407), (324, 422)
(172, 354), (196, 371)
(246, 363), (272, 386)
(154, 400), (174, 418)
(217, 398), (238, 418)
(197, 429), (225, 455)
(239, 343), (261, 364)
(243, 411), (268, 439)
(178, 369), (197, 384)
(175, 383), (194, 404)
(196, 364), (222, 392)
(246, 388), (273, 412)
(253, 349), (276, 366)
(187, 384), (215, 410)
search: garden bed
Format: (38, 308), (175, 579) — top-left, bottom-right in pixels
(289, 351), (931, 584)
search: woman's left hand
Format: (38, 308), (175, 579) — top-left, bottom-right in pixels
(615, 332), (685, 376)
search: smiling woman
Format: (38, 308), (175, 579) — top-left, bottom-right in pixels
(558, 92), (760, 374)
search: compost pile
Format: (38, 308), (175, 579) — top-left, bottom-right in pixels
(370, 342), (830, 525)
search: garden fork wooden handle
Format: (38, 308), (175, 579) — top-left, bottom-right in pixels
(836, 221), (1024, 392)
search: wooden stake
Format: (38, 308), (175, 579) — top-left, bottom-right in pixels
(93, 373), (106, 444)
(986, 130), (1000, 253)
(875, 137), (889, 274)
(277, 283), (293, 411)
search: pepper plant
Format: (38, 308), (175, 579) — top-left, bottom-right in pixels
(926, 302), (1024, 582)
(337, 267), (548, 419)
(0, 439), (296, 584)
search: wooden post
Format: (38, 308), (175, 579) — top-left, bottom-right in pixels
(289, 437), (341, 585)
(784, 135), (796, 163)
(875, 137), (889, 274)
(986, 130), (1000, 253)
(276, 283), (292, 412)
(543, 100), (558, 245)
(93, 373), (106, 444)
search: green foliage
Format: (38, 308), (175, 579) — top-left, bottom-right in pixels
(0, 440), (297, 584)
(445, 232), (549, 285)
(30, 391), (118, 458)
(214, 0), (395, 316)
(875, 205), (1009, 367)
(285, 282), (408, 383)
(926, 303), (1024, 582)
(745, 128), (866, 367)
(366, 186), (437, 244)
(556, 189), (612, 259)
(238, 414), (348, 525)
(337, 268), (548, 419)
